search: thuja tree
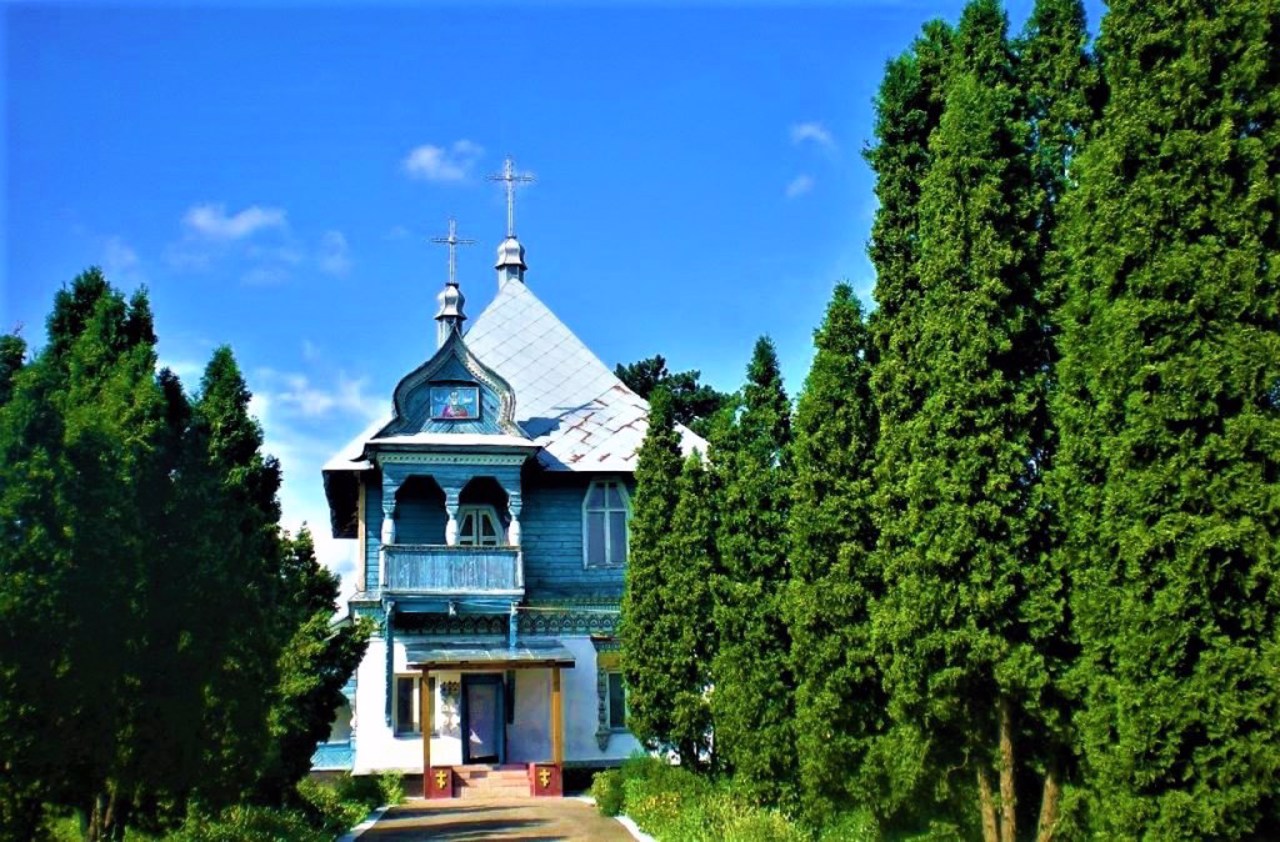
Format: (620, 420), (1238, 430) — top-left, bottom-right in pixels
(620, 388), (689, 756)
(870, 2), (1064, 839)
(786, 284), (880, 826)
(0, 271), (173, 840)
(0, 271), (366, 839)
(709, 336), (795, 805)
(861, 25), (954, 824)
(659, 452), (716, 770)
(258, 527), (371, 803)
(1052, 0), (1280, 836)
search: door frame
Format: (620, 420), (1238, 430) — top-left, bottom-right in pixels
(460, 673), (506, 764)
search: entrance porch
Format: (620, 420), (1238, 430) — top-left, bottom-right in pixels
(407, 641), (575, 798)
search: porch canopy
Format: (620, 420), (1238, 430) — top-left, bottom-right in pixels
(405, 640), (576, 671)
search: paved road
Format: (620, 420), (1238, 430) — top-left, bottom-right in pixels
(358, 797), (636, 841)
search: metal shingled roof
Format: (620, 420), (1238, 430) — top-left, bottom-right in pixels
(465, 278), (705, 471)
(323, 275), (707, 474)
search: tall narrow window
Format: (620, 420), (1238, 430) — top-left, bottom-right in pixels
(583, 480), (629, 567)
(394, 676), (436, 736)
(606, 672), (627, 730)
(457, 505), (502, 547)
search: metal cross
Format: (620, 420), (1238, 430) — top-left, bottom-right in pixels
(487, 155), (535, 238)
(430, 217), (476, 285)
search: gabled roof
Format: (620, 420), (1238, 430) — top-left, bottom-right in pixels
(322, 273), (706, 476)
(464, 278), (705, 471)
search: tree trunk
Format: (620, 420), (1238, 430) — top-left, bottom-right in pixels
(999, 696), (1016, 842)
(1036, 763), (1063, 842)
(977, 767), (1000, 842)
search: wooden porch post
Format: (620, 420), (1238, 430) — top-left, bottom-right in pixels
(421, 667), (432, 797)
(551, 666), (563, 766)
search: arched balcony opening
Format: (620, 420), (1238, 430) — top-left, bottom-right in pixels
(395, 475), (447, 545)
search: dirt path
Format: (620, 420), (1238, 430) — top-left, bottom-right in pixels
(357, 797), (637, 841)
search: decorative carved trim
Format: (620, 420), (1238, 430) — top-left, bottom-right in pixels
(377, 452), (529, 467)
(381, 333), (524, 437)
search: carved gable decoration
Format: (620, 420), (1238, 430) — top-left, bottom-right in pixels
(378, 334), (523, 438)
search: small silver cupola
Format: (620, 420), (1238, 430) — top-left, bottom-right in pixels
(431, 217), (475, 349)
(487, 155), (534, 287)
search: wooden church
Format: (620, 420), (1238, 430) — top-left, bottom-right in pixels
(312, 159), (704, 796)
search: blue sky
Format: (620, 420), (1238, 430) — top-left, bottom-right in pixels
(3, 0), (1102, 593)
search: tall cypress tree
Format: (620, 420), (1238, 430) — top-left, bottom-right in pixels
(660, 453), (716, 770)
(787, 284), (881, 826)
(1053, 0), (1280, 836)
(870, 2), (1059, 839)
(620, 387), (689, 757)
(189, 346), (286, 807)
(710, 336), (795, 805)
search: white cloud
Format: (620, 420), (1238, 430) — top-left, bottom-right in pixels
(102, 236), (139, 274)
(384, 225), (411, 241)
(260, 369), (384, 422)
(791, 121), (836, 150)
(242, 265), (291, 285)
(301, 340), (322, 362)
(786, 174), (815, 198)
(184, 203), (287, 240)
(318, 230), (352, 275)
(403, 139), (484, 182)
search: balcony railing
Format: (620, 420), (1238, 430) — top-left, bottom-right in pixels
(383, 544), (523, 594)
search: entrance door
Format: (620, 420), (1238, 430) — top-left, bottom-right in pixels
(461, 674), (505, 764)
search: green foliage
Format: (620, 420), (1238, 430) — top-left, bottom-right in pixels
(607, 757), (813, 842)
(257, 528), (371, 804)
(615, 354), (730, 438)
(868, 2), (1069, 836)
(787, 284), (883, 825)
(1052, 0), (1280, 836)
(710, 336), (796, 805)
(591, 769), (625, 816)
(0, 270), (364, 840)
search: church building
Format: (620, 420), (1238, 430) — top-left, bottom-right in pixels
(312, 159), (703, 796)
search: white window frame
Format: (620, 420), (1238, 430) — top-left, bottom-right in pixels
(457, 504), (503, 547)
(393, 675), (436, 737)
(582, 480), (630, 568)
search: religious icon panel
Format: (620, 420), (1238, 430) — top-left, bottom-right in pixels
(430, 385), (480, 420)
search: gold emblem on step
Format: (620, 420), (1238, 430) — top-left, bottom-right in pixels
(538, 768), (552, 788)
(435, 769), (450, 790)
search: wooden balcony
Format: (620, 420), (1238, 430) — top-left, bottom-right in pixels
(383, 544), (523, 595)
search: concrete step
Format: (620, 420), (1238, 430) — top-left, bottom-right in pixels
(458, 783), (531, 797)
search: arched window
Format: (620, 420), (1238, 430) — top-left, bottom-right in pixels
(458, 505), (502, 547)
(583, 480), (629, 567)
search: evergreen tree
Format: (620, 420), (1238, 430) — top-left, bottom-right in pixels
(862, 28), (954, 824)
(187, 346), (286, 807)
(658, 453), (716, 770)
(257, 527), (370, 803)
(870, 2), (1061, 838)
(615, 354), (729, 438)
(0, 269), (173, 840)
(1052, 0), (1280, 835)
(710, 336), (795, 805)
(786, 284), (881, 826)
(620, 388), (689, 757)
(0, 334), (25, 407)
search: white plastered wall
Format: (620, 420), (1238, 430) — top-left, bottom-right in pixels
(352, 633), (642, 773)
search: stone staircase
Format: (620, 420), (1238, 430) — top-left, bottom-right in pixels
(454, 764), (531, 798)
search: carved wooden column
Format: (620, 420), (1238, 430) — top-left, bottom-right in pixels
(444, 489), (461, 546)
(420, 668), (431, 797)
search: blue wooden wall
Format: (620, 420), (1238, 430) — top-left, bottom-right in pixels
(361, 467), (633, 600)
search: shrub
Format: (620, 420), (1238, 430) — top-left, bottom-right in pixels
(818, 808), (880, 842)
(591, 769), (625, 817)
(376, 771), (405, 807)
(167, 805), (326, 842)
